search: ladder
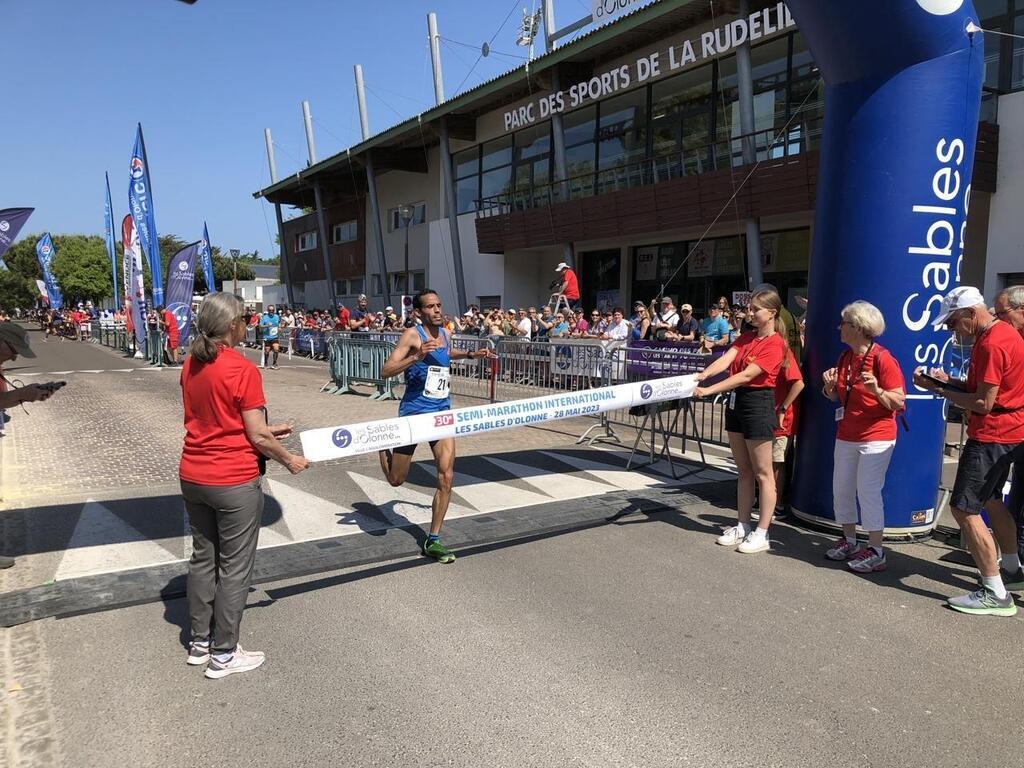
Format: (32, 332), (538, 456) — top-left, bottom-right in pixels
(548, 292), (572, 316)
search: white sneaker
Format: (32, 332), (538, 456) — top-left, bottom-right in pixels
(204, 645), (265, 679)
(716, 525), (747, 547)
(737, 531), (770, 554)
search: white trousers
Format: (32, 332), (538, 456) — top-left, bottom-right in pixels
(832, 439), (896, 532)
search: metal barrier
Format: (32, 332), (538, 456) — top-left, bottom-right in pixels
(324, 335), (398, 399)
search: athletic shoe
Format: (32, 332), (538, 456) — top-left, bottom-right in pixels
(947, 588), (1017, 617)
(737, 531), (770, 554)
(716, 525), (746, 547)
(271, 364), (279, 370)
(187, 640), (211, 666)
(204, 645), (266, 679)
(1001, 568), (1024, 592)
(848, 548), (886, 573)
(825, 537), (862, 561)
(423, 539), (456, 564)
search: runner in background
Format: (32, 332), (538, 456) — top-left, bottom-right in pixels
(260, 304), (281, 369)
(158, 305), (180, 366)
(377, 289), (497, 564)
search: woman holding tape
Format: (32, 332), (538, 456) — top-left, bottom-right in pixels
(179, 292), (309, 679)
(693, 289), (789, 554)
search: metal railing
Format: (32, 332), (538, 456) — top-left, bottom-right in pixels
(476, 118), (824, 217)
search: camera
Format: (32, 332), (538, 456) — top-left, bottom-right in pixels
(548, 278), (562, 291)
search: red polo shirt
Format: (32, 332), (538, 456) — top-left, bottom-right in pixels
(179, 347), (266, 485)
(561, 269), (580, 300)
(729, 331), (786, 389)
(967, 321), (1024, 443)
(833, 344), (905, 442)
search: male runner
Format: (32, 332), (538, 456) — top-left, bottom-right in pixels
(378, 289), (496, 563)
(260, 304), (281, 369)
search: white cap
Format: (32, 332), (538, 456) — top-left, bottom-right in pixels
(555, 262), (569, 272)
(932, 286), (986, 329)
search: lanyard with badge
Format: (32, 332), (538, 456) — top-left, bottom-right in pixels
(835, 341), (874, 422)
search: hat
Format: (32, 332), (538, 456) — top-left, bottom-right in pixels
(463, 310), (473, 317)
(0, 322), (36, 358)
(555, 262), (569, 272)
(660, 296), (672, 304)
(385, 306), (394, 312)
(357, 294), (367, 301)
(932, 286), (986, 329)
(680, 303), (693, 312)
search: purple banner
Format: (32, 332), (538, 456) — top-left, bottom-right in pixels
(625, 340), (727, 381)
(0, 207), (34, 260)
(164, 241), (199, 338)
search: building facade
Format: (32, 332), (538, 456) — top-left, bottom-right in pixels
(258, 0), (1015, 315)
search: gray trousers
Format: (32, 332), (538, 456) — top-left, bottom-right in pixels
(181, 478), (263, 653)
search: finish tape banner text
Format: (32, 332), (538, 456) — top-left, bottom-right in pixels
(301, 375), (697, 462)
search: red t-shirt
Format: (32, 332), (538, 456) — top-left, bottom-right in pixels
(729, 331), (786, 389)
(834, 344), (905, 442)
(337, 308), (350, 329)
(179, 347), (267, 485)
(163, 309), (179, 340)
(967, 321), (1024, 443)
(562, 269), (580, 300)
(773, 350), (803, 437)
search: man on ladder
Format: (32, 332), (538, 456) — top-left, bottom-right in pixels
(553, 262), (581, 316)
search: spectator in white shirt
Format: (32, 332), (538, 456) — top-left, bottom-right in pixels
(601, 308), (631, 340)
(515, 308), (532, 339)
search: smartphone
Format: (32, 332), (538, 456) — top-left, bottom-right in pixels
(41, 381), (67, 392)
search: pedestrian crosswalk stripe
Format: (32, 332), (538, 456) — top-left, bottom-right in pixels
(537, 451), (666, 491)
(54, 500), (182, 582)
(417, 464), (552, 512)
(345, 470), (477, 528)
(263, 478), (359, 543)
(482, 455), (612, 499)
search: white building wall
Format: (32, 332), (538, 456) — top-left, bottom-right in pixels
(984, 91), (1024, 297)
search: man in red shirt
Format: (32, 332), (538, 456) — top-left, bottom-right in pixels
(555, 262), (580, 311)
(158, 305), (180, 365)
(916, 286), (1024, 616)
(336, 303), (350, 331)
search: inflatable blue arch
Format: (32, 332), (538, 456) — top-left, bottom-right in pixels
(787, 0), (985, 533)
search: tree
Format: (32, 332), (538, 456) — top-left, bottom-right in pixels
(0, 269), (36, 309)
(3, 233), (113, 305)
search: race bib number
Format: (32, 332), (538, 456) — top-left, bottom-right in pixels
(834, 406), (845, 422)
(425, 366), (450, 400)
(728, 391), (736, 410)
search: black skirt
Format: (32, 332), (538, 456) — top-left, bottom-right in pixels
(724, 386), (776, 441)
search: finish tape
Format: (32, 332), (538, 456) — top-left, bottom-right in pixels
(300, 374), (697, 462)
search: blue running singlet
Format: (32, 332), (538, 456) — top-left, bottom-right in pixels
(399, 325), (451, 416)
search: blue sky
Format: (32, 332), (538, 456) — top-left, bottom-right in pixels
(4, 0), (599, 258)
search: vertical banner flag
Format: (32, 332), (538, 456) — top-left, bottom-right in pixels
(0, 207), (34, 261)
(104, 173), (118, 306)
(121, 215), (147, 348)
(128, 123), (163, 305)
(198, 222), (216, 293)
(164, 241), (199, 339)
(35, 234), (64, 309)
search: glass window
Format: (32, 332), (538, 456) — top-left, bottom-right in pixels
(565, 142), (595, 177)
(563, 106), (597, 146)
(514, 121), (551, 161)
(454, 147), (479, 179)
(332, 220), (358, 243)
(296, 231), (317, 251)
(481, 135), (513, 171)
(1013, 13), (1024, 89)
(598, 89), (648, 171)
(456, 175), (479, 213)
(480, 166), (512, 201)
(651, 63), (713, 165)
(976, 0), (1010, 17)
(349, 277), (364, 295)
(371, 274), (382, 296)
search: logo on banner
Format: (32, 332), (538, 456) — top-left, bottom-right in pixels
(916, 0), (963, 15)
(41, 244), (51, 256)
(434, 413), (454, 427)
(332, 428), (352, 448)
(0, 221), (8, 233)
(130, 157), (145, 179)
(640, 383), (653, 400)
(178, 261), (189, 272)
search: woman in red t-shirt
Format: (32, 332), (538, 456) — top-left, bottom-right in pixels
(821, 301), (906, 574)
(694, 289), (789, 553)
(179, 292), (310, 679)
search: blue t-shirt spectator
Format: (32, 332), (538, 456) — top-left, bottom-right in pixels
(701, 314), (731, 342)
(550, 321), (570, 337)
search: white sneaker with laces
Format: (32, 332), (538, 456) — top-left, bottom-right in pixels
(825, 537), (861, 561)
(737, 531), (770, 554)
(204, 645), (265, 679)
(716, 525), (747, 547)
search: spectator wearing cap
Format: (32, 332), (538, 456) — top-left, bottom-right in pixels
(651, 297), (680, 341)
(0, 322), (63, 569)
(701, 304), (732, 350)
(555, 262), (581, 310)
(914, 286), (1024, 616)
(993, 285), (1024, 564)
(673, 303), (700, 342)
(349, 294), (371, 331)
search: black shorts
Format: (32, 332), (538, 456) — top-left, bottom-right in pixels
(263, 337), (280, 346)
(394, 440), (439, 456)
(724, 387), (775, 441)
(952, 439), (1020, 514)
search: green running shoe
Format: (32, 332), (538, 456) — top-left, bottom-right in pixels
(423, 539), (456, 564)
(947, 588), (1017, 617)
